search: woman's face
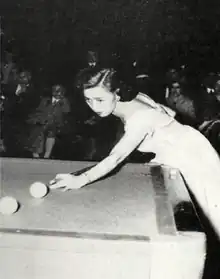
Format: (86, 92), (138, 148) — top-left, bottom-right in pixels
(84, 86), (117, 117)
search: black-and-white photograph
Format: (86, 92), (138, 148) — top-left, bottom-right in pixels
(0, 1), (220, 278)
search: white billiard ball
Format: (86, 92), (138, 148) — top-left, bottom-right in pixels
(0, 196), (19, 215)
(29, 182), (49, 198)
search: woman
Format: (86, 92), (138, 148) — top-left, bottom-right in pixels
(50, 67), (220, 239)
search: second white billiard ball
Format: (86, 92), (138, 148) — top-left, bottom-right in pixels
(30, 182), (49, 198)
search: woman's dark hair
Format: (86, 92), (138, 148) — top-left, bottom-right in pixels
(75, 66), (138, 101)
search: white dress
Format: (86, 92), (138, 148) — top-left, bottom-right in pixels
(123, 106), (220, 238)
(85, 92), (220, 238)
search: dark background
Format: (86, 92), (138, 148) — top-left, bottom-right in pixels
(2, 0), (220, 82)
(1, 3), (220, 278)
(1, 0), (220, 160)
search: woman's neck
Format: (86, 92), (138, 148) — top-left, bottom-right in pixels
(112, 100), (136, 122)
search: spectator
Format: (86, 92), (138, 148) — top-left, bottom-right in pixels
(199, 79), (220, 153)
(87, 50), (98, 68)
(165, 81), (198, 126)
(2, 70), (37, 157)
(133, 58), (150, 95)
(26, 84), (70, 159)
(1, 51), (17, 85)
(74, 50), (103, 160)
(165, 68), (180, 84)
(202, 72), (216, 94)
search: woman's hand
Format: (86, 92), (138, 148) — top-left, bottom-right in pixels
(49, 173), (88, 191)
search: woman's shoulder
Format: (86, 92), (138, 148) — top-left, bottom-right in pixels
(124, 109), (154, 130)
(135, 93), (158, 108)
(124, 105), (174, 133)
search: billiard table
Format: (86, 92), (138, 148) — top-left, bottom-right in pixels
(0, 158), (206, 279)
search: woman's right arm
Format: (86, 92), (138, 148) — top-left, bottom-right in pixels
(50, 110), (152, 190)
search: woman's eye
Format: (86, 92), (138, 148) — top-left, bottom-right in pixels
(85, 98), (104, 104)
(96, 98), (104, 102)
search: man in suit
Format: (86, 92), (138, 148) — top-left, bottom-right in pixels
(198, 78), (220, 154)
(2, 70), (38, 157)
(27, 84), (71, 159)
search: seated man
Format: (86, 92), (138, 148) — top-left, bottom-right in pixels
(2, 70), (37, 157)
(198, 79), (220, 154)
(165, 80), (198, 127)
(26, 84), (71, 159)
(1, 51), (17, 85)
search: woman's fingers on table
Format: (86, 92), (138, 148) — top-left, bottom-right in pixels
(49, 174), (75, 190)
(51, 173), (71, 182)
(49, 174), (71, 188)
(50, 180), (68, 189)
(61, 186), (71, 192)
